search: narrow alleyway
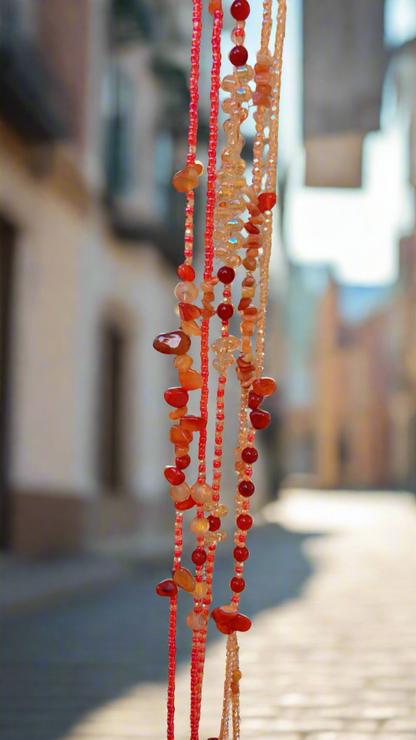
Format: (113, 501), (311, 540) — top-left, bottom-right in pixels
(1, 491), (415, 740)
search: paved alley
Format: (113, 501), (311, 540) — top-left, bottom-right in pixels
(1, 491), (415, 740)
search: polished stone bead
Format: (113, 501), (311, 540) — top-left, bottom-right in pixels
(173, 567), (195, 592)
(236, 513), (253, 530)
(164, 466), (185, 485)
(170, 482), (192, 502)
(230, 576), (246, 593)
(175, 444), (190, 458)
(180, 415), (207, 432)
(238, 480), (255, 497)
(192, 580), (208, 598)
(211, 604), (238, 626)
(241, 446), (259, 464)
(169, 407), (187, 421)
(258, 192), (277, 212)
(191, 482), (213, 504)
(244, 221), (260, 234)
(253, 90), (271, 107)
(231, 0), (250, 20)
(175, 496), (196, 511)
(164, 387), (189, 408)
(153, 331), (191, 356)
(217, 266), (235, 284)
(250, 408), (271, 429)
(230, 45), (248, 67)
(192, 548), (207, 565)
(238, 297), (251, 311)
(230, 612), (252, 632)
(173, 354), (193, 371)
(175, 454), (191, 470)
(217, 303), (234, 320)
(234, 545), (249, 562)
(178, 302), (202, 321)
(177, 263), (195, 281)
(156, 578), (178, 597)
(173, 163), (202, 193)
(169, 426), (193, 445)
(186, 610), (208, 630)
(208, 515), (221, 531)
(248, 391), (262, 409)
(252, 376), (277, 396)
(179, 369), (204, 390)
(190, 517), (209, 536)
(174, 281), (199, 303)
(181, 319), (201, 337)
(243, 256), (257, 271)
(209, 0), (222, 13)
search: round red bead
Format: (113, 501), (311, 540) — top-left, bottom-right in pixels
(175, 496), (196, 511)
(229, 45), (248, 67)
(217, 303), (234, 320)
(230, 576), (246, 593)
(192, 548), (207, 565)
(237, 513), (253, 530)
(175, 454), (191, 470)
(230, 0), (250, 20)
(164, 387), (189, 408)
(164, 466), (185, 485)
(258, 192), (277, 213)
(217, 266), (235, 284)
(248, 391), (262, 410)
(208, 515), (221, 532)
(238, 480), (255, 497)
(233, 546), (249, 562)
(250, 409), (271, 430)
(241, 447), (259, 464)
(177, 263), (195, 281)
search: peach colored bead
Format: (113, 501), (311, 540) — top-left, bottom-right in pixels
(169, 407), (188, 421)
(181, 319), (201, 337)
(174, 354), (193, 371)
(170, 482), (192, 502)
(174, 281), (199, 303)
(209, 0), (222, 13)
(232, 669), (242, 682)
(191, 482), (213, 504)
(174, 567), (196, 593)
(190, 517), (209, 536)
(186, 610), (208, 631)
(241, 287), (255, 298)
(179, 369), (204, 390)
(175, 444), (189, 457)
(192, 581), (208, 598)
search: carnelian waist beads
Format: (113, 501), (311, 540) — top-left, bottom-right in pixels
(153, 1), (287, 738)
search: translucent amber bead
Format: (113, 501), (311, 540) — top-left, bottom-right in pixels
(216, 504), (228, 517)
(175, 444), (190, 458)
(169, 407), (187, 420)
(164, 466), (185, 485)
(257, 51), (273, 66)
(224, 253), (242, 269)
(235, 85), (252, 103)
(213, 353), (235, 371)
(191, 482), (213, 504)
(180, 415), (207, 432)
(174, 281), (199, 303)
(174, 354), (193, 371)
(211, 336), (239, 354)
(178, 302), (202, 321)
(186, 610), (208, 631)
(170, 482), (192, 502)
(190, 517), (209, 536)
(252, 377), (277, 396)
(153, 331), (191, 356)
(169, 426), (192, 445)
(174, 567), (196, 592)
(253, 90), (270, 107)
(243, 257), (257, 271)
(235, 65), (254, 83)
(156, 578), (178, 597)
(192, 580), (208, 598)
(250, 409), (271, 429)
(172, 162), (203, 192)
(232, 669), (243, 682)
(241, 287), (255, 299)
(240, 321), (254, 336)
(258, 192), (277, 212)
(181, 320), (201, 337)
(255, 71), (272, 84)
(179, 369), (204, 390)
(175, 496), (196, 511)
(164, 387), (189, 408)
(204, 500), (216, 511)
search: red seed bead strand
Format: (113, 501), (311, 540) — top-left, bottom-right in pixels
(190, 10), (224, 740)
(167, 510), (183, 740)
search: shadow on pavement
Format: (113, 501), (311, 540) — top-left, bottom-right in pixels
(0, 522), (324, 740)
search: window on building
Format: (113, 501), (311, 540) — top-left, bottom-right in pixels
(0, 217), (16, 549)
(103, 64), (135, 196)
(97, 322), (127, 493)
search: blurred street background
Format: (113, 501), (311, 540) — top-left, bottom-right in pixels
(0, 1), (415, 739)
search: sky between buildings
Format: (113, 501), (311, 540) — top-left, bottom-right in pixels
(225, 0), (416, 286)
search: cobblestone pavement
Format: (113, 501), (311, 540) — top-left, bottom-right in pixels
(1, 491), (415, 740)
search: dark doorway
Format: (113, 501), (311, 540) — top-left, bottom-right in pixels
(0, 218), (16, 550)
(98, 322), (127, 492)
